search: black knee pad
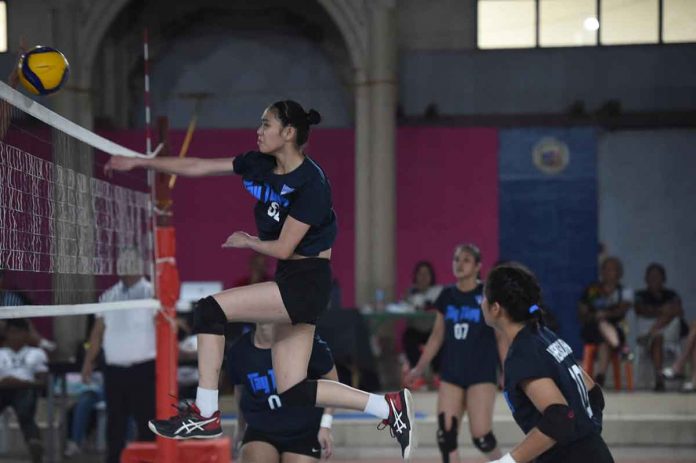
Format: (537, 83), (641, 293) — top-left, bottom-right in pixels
(278, 379), (317, 408)
(472, 431), (497, 454)
(437, 412), (458, 460)
(192, 296), (227, 335)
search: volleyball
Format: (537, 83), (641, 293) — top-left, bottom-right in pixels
(17, 46), (70, 95)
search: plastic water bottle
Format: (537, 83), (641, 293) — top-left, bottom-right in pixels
(374, 288), (385, 312)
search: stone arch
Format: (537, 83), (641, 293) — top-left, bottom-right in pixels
(78, 0), (367, 96)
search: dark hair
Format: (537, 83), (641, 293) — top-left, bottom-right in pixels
(269, 100), (321, 146)
(412, 260), (436, 286)
(600, 256), (623, 278)
(485, 264), (543, 327)
(645, 262), (666, 281)
(5, 318), (30, 331)
(454, 243), (481, 263)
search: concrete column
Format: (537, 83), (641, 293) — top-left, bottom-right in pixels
(354, 67), (372, 307)
(368, 2), (398, 301)
(102, 35), (117, 125)
(50, 0), (93, 129)
(115, 39), (130, 127)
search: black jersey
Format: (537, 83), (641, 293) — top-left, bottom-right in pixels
(226, 331), (334, 436)
(434, 284), (498, 387)
(233, 151), (337, 256)
(504, 325), (602, 453)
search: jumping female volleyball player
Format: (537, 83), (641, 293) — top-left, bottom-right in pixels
(482, 265), (614, 463)
(405, 244), (502, 462)
(105, 100), (414, 460)
(228, 323), (337, 463)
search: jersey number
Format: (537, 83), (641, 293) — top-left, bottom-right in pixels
(453, 323), (469, 340)
(568, 364), (593, 418)
(267, 202), (280, 222)
(268, 394), (282, 410)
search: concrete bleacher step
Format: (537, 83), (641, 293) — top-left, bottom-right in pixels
(219, 391), (696, 448)
(1, 392), (695, 460)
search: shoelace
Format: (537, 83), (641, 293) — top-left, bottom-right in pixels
(377, 419), (397, 438)
(165, 399), (197, 422)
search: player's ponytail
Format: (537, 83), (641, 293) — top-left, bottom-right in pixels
(269, 100), (321, 147)
(485, 264), (544, 330)
(527, 303), (545, 330)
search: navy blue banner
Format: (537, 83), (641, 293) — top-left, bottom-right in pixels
(499, 128), (597, 355)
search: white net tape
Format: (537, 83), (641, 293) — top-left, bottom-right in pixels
(0, 299), (161, 319)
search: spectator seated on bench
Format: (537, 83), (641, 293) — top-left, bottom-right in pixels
(634, 263), (685, 391)
(0, 318), (47, 463)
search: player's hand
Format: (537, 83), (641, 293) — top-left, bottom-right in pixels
(404, 365), (423, 386)
(317, 427), (333, 459)
(104, 156), (141, 176)
(8, 37), (28, 89)
(222, 231), (253, 249)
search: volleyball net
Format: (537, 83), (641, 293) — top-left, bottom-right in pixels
(0, 80), (161, 319)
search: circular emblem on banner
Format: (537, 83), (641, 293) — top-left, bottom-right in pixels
(532, 137), (570, 175)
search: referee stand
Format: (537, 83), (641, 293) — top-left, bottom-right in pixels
(121, 118), (231, 463)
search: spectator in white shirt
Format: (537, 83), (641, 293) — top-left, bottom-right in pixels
(0, 318), (48, 463)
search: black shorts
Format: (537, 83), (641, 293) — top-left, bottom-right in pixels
(537, 433), (614, 463)
(242, 426), (322, 459)
(275, 258), (332, 325)
(440, 368), (497, 389)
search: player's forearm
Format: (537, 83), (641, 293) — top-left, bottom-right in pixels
(246, 236), (294, 260)
(416, 332), (443, 370)
(138, 157), (230, 177)
(509, 427), (556, 463)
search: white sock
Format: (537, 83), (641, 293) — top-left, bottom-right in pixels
(195, 387), (218, 418)
(364, 393), (390, 420)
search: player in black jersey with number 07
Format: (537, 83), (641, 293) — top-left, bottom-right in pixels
(105, 100), (415, 460)
(482, 265), (614, 463)
(405, 244), (502, 462)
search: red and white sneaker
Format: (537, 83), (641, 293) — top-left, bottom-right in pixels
(148, 401), (222, 440)
(378, 389), (416, 460)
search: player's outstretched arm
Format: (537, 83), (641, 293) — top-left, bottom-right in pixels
(105, 155), (235, 177)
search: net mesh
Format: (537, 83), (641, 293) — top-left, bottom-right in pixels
(0, 81), (158, 319)
(0, 140), (150, 275)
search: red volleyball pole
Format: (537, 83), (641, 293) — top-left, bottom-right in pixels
(153, 117), (180, 463)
